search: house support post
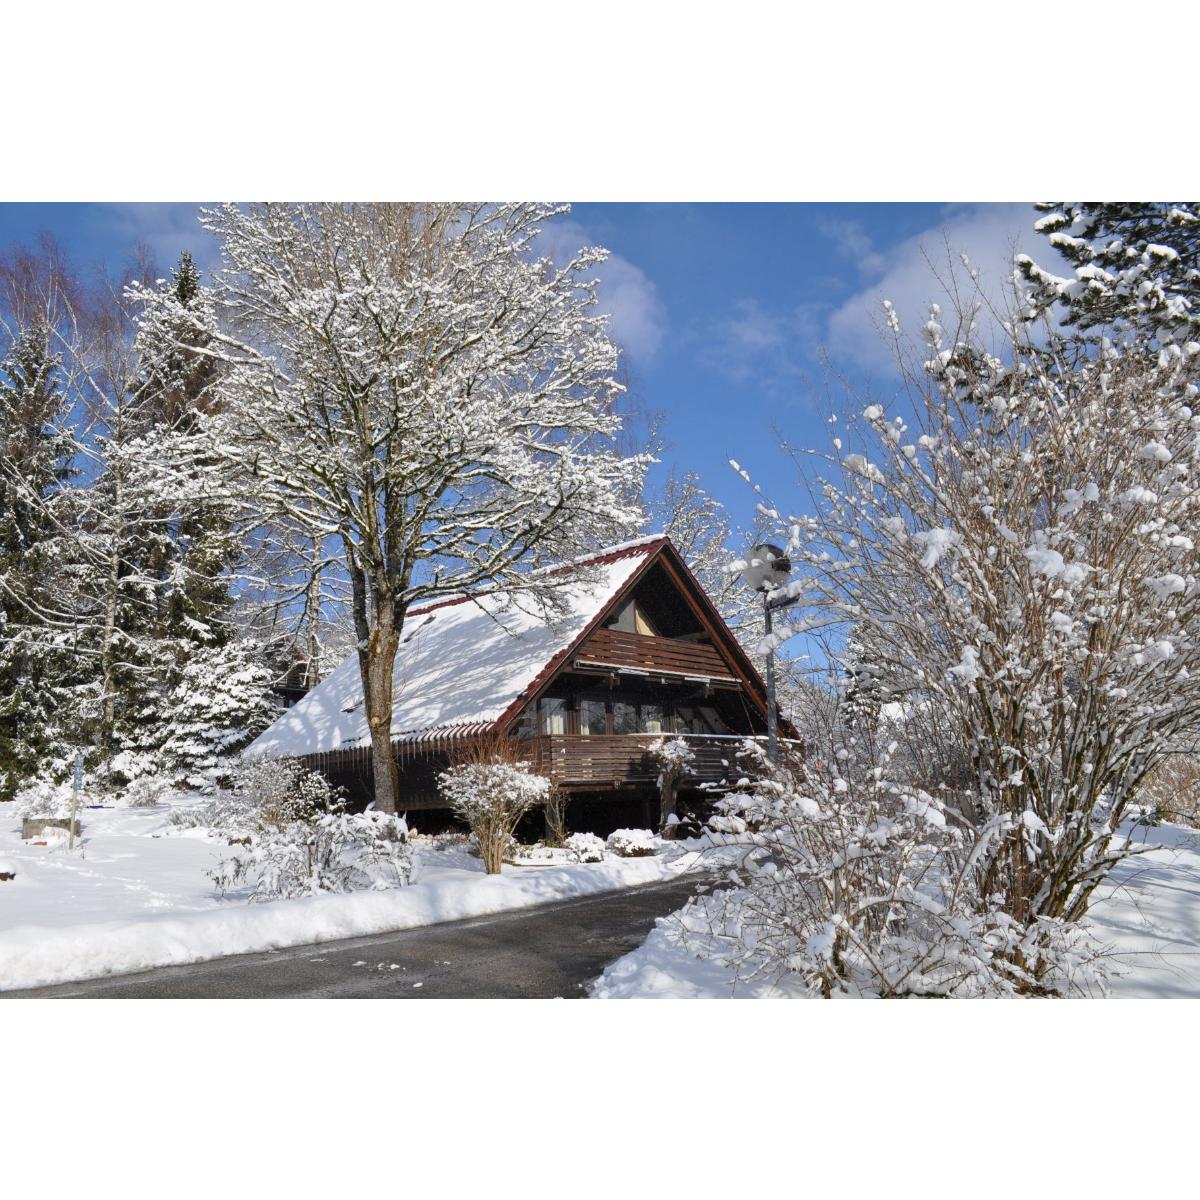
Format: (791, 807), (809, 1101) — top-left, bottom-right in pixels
(764, 592), (778, 763)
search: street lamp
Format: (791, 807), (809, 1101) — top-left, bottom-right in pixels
(741, 543), (793, 762)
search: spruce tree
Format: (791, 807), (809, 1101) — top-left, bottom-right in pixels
(1017, 202), (1200, 343)
(0, 322), (73, 798)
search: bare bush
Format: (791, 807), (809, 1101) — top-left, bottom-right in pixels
(764, 299), (1200, 987)
(1138, 755), (1200, 827)
(543, 783), (569, 847)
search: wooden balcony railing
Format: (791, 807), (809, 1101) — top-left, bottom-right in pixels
(572, 628), (738, 686)
(525, 732), (750, 789)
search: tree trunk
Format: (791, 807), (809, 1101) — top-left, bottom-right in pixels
(348, 553), (403, 815)
(361, 615), (401, 815)
(304, 537), (322, 689)
(658, 770), (678, 836)
(97, 535), (122, 757)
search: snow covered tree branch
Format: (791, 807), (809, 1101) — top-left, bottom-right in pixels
(135, 203), (649, 812)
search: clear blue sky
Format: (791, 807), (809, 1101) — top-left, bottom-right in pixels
(0, 201), (1048, 537)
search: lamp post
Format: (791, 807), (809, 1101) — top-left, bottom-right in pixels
(741, 543), (793, 762)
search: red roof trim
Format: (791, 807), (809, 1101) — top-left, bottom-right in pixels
(490, 540), (668, 736)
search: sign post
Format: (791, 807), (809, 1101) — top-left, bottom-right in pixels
(68, 751), (83, 851)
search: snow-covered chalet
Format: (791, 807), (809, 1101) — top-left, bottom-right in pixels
(244, 536), (789, 832)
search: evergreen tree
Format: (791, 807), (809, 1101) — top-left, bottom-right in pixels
(0, 322), (74, 798)
(840, 621), (887, 738)
(1017, 202), (1200, 344)
(157, 640), (277, 790)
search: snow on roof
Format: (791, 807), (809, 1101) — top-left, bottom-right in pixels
(243, 539), (663, 760)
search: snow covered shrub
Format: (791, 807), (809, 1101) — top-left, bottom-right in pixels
(702, 741), (1108, 997)
(230, 757), (343, 828)
(211, 810), (412, 900)
(648, 737), (696, 835)
(606, 828), (659, 858)
(13, 779), (78, 820)
(439, 740), (550, 874)
(121, 776), (174, 808)
(168, 790), (259, 838)
(759, 284), (1200, 990)
(565, 832), (606, 863)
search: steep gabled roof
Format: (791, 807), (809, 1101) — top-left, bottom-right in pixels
(243, 537), (668, 760)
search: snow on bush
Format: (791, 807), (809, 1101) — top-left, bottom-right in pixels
(120, 776), (176, 808)
(755, 294), (1200, 991)
(606, 828), (659, 858)
(700, 742), (1109, 997)
(169, 757), (344, 840)
(13, 780), (78, 820)
(565, 832), (606, 863)
(438, 752), (550, 875)
(210, 810), (413, 901)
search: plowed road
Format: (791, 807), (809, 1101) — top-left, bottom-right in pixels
(5, 875), (702, 998)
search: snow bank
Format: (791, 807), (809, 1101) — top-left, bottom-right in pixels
(0, 843), (702, 992)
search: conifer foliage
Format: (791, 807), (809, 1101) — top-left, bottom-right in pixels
(1017, 202), (1200, 343)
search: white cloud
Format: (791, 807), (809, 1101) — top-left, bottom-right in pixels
(817, 217), (887, 278)
(701, 298), (826, 390)
(826, 203), (1067, 372)
(535, 216), (667, 364)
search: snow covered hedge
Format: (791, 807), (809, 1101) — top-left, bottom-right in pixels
(700, 741), (1107, 998)
(606, 828), (658, 858)
(565, 832), (605, 863)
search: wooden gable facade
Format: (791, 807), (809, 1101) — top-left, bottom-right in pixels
(307, 537), (792, 825)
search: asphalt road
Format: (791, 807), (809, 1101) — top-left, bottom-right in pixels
(5, 875), (703, 999)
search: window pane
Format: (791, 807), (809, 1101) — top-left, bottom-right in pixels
(514, 706), (537, 738)
(612, 701), (637, 734)
(580, 700), (607, 736)
(542, 697), (569, 735)
(640, 703), (664, 734)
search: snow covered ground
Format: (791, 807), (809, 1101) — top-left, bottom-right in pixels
(6, 795), (1197, 998)
(592, 821), (1200, 999)
(0, 794), (704, 992)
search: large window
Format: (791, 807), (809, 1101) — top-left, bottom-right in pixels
(579, 700), (607, 736)
(612, 701), (638, 735)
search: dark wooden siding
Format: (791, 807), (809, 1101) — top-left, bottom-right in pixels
(527, 733), (746, 790)
(573, 628), (736, 683)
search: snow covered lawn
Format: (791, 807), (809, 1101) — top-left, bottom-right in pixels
(591, 821), (1200, 999)
(0, 796), (705, 992)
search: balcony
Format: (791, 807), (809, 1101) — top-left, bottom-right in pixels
(526, 732), (750, 791)
(571, 628), (739, 688)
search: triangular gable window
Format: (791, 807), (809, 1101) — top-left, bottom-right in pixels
(608, 598), (658, 637)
